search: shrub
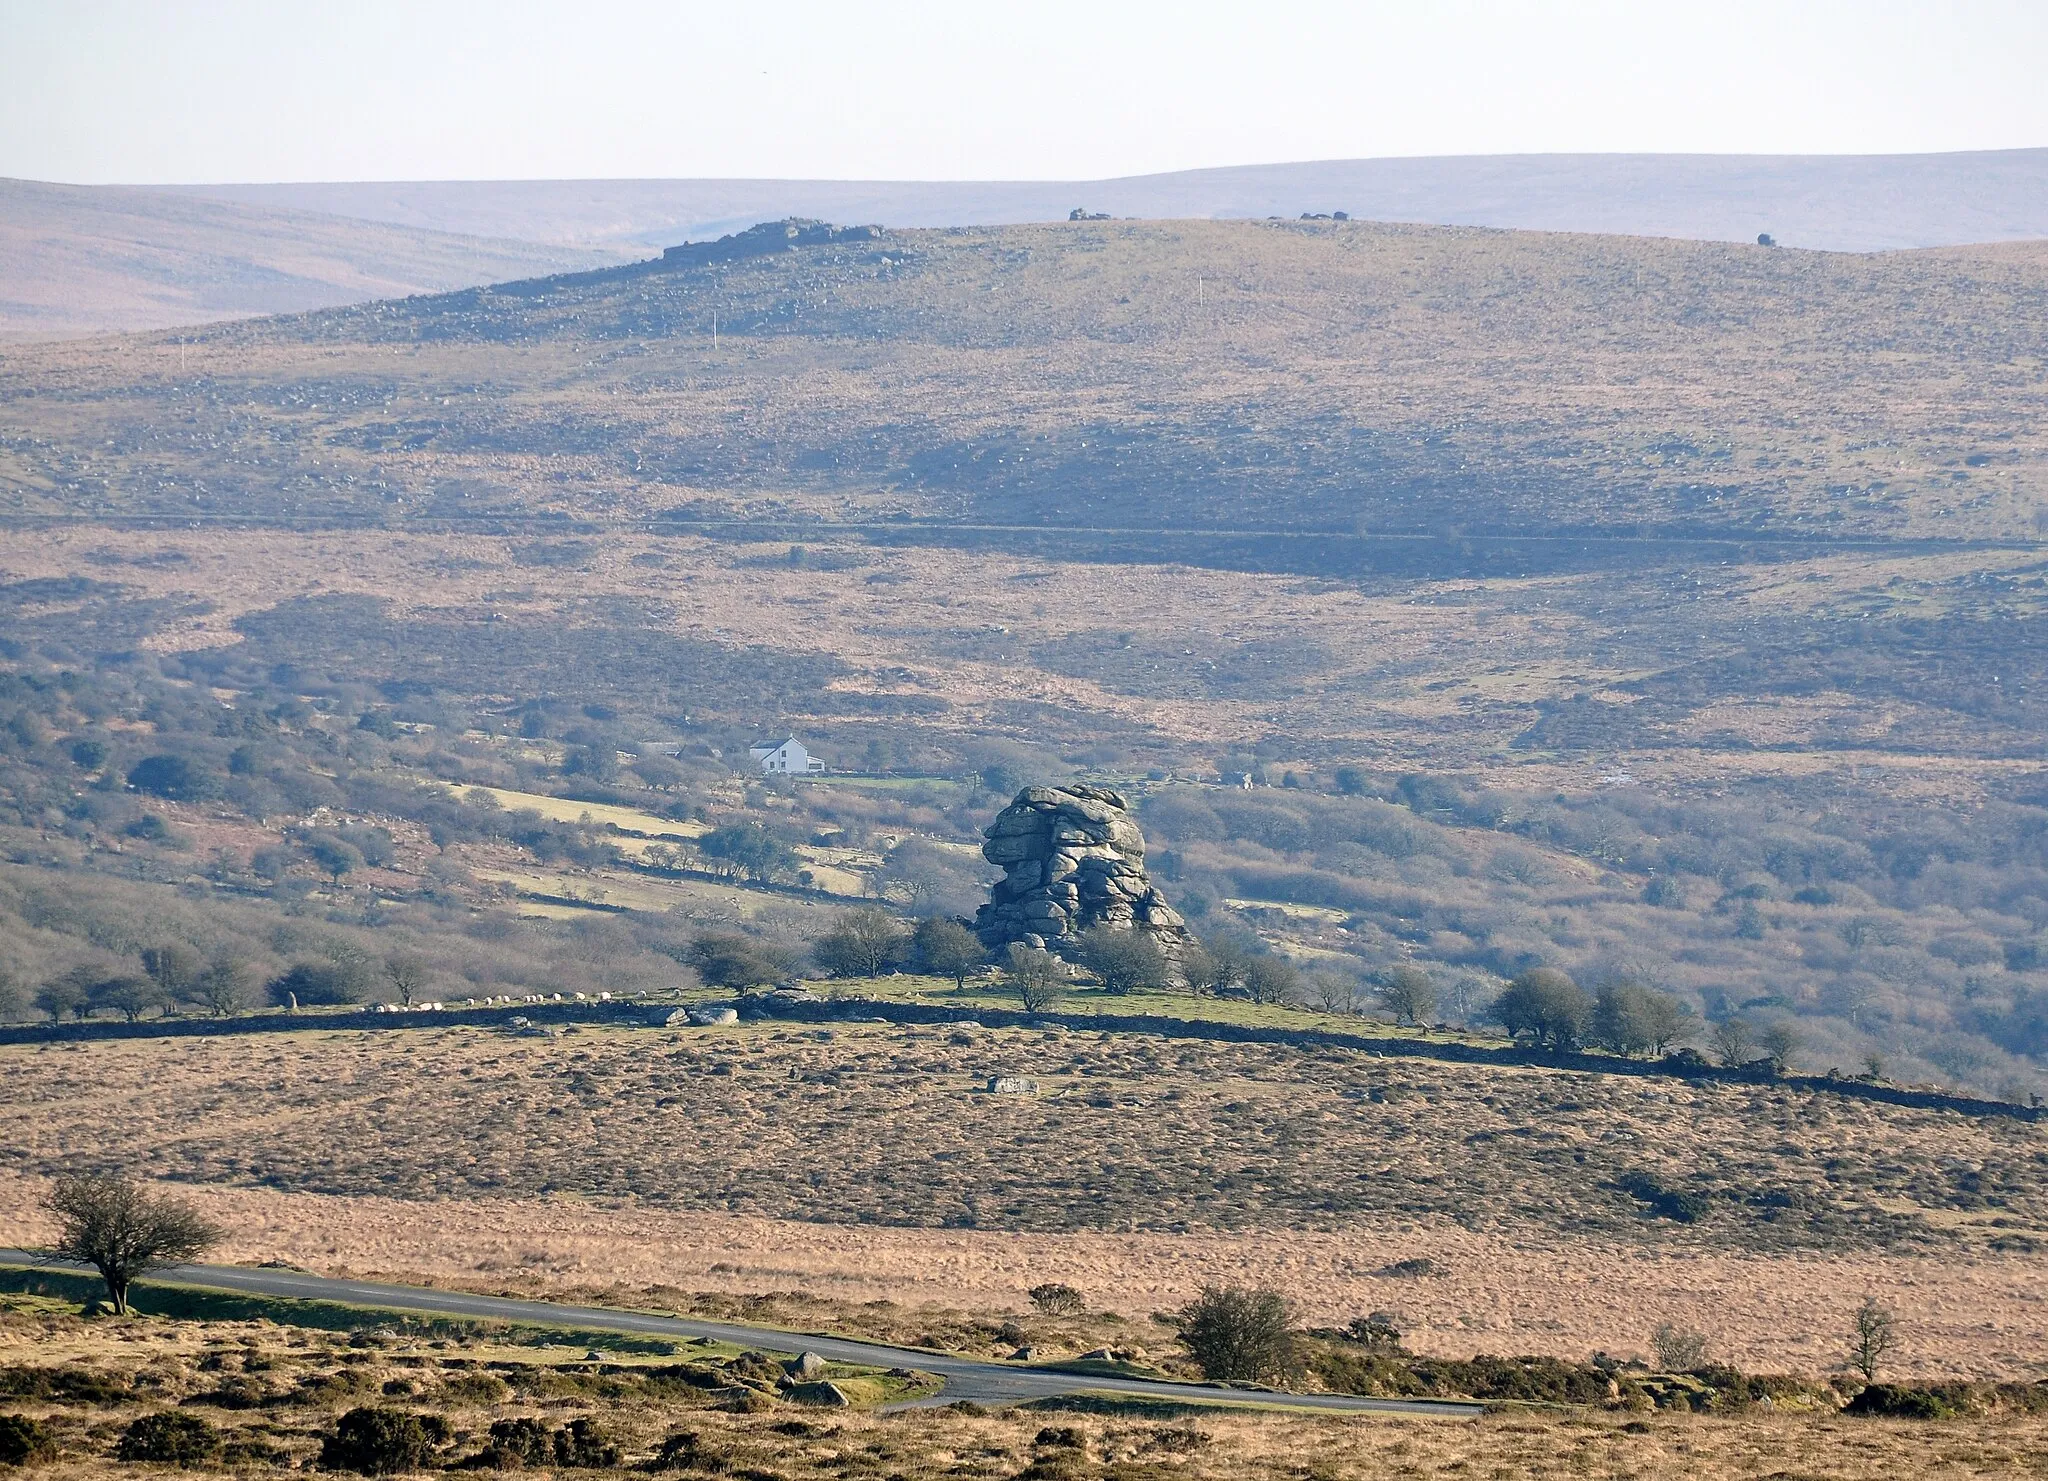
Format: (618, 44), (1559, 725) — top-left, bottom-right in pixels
(1344, 1312), (1405, 1352)
(649, 1431), (712, 1472)
(1845, 1383), (1970, 1420)
(688, 933), (786, 990)
(468, 1417), (549, 1469)
(1651, 1322), (1709, 1371)
(268, 960), (368, 1007)
(1028, 1283), (1086, 1316)
(319, 1408), (449, 1474)
(552, 1419), (618, 1469)
(127, 754), (215, 802)
(116, 1412), (220, 1466)
(1619, 1172), (1711, 1223)
(0, 1414), (55, 1466)
(1177, 1284), (1297, 1382)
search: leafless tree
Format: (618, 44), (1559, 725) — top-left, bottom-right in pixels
(1378, 964), (1437, 1026)
(1308, 972), (1362, 1015)
(140, 943), (204, 1009)
(384, 953), (431, 1006)
(1847, 1297), (1897, 1381)
(42, 1173), (223, 1315)
(1004, 944), (1064, 1013)
(1242, 954), (1302, 1006)
(196, 958), (256, 1018)
(1759, 1018), (1803, 1072)
(1651, 1322), (1708, 1371)
(1709, 1016), (1759, 1067)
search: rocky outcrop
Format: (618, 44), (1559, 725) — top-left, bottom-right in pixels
(973, 785), (1189, 956)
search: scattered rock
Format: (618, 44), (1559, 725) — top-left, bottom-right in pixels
(784, 1380), (851, 1407)
(974, 785), (1189, 957)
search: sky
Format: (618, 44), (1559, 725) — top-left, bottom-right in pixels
(4, 0), (2047, 184)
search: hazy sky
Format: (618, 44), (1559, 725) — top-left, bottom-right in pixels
(4, 0), (2046, 184)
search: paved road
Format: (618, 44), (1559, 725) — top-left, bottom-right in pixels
(1, 1252), (1478, 1417)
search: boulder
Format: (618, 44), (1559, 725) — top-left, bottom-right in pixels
(973, 786), (1189, 959)
(784, 1352), (828, 1381)
(785, 1381), (851, 1407)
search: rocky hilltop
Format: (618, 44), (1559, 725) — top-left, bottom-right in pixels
(973, 785), (1189, 956)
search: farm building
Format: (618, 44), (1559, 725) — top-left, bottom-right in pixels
(748, 736), (825, 775)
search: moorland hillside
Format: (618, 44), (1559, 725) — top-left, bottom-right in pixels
(0, 221), (2044, 1100)
(0, 178), (626, 342)
(3, 217), (2045, 543)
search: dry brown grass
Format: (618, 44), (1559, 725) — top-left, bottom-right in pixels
(4, 523), (2042, 793)
(3, 1018), (2044, 1379)
(4, 1294), (2048, 1481)
(6, 218), (2047, 541)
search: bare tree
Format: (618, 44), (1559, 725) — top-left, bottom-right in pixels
(1709, 1016), (1759, 1067)
(1847, 1297), (1897, 1382)
(1378, 964), (1437, 1026)
(196, 958), (256, 1018)
(384, 954), (431, 1007)
(1308, 972), (1362, 1015)
(140, 943), (204, 1011)
(1758, 1018), (1803, 1073)
(1003, 944), (1064, 1013)
(1651, 1322), (1708, 1371)
(1074, 927), (1168, 994)
(912, 917), (985, 988)
(42, 1173), (223, 1315)
(1242, 954), (1302, 1007)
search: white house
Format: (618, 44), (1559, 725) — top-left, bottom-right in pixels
(748, 736), (824, 775)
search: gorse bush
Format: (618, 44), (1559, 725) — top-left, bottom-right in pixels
(319, 1408), (450, 1475)
(116, 1412), (220, 1466)
(0, 1414), (55, 1467)
(1177, 1284), (1297, 1382)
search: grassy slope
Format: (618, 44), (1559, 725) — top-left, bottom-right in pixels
(1, 220), (2044, 540)
(0, 178), (630, 342)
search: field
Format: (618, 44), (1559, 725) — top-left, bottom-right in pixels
(11, 1287), (2048, 1481)
(3, 1017), (2044, 1379)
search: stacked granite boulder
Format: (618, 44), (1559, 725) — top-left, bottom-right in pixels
(973, 784), (1190, 957)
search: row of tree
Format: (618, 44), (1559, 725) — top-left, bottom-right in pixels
(1494, 966), (1801, 1066)
(22, 942), (433, 1023)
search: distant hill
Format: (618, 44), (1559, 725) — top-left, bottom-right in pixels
(4, 215), (2043, 546)
(0, 178), (631, 341)
(155, 149), (2048, 254)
